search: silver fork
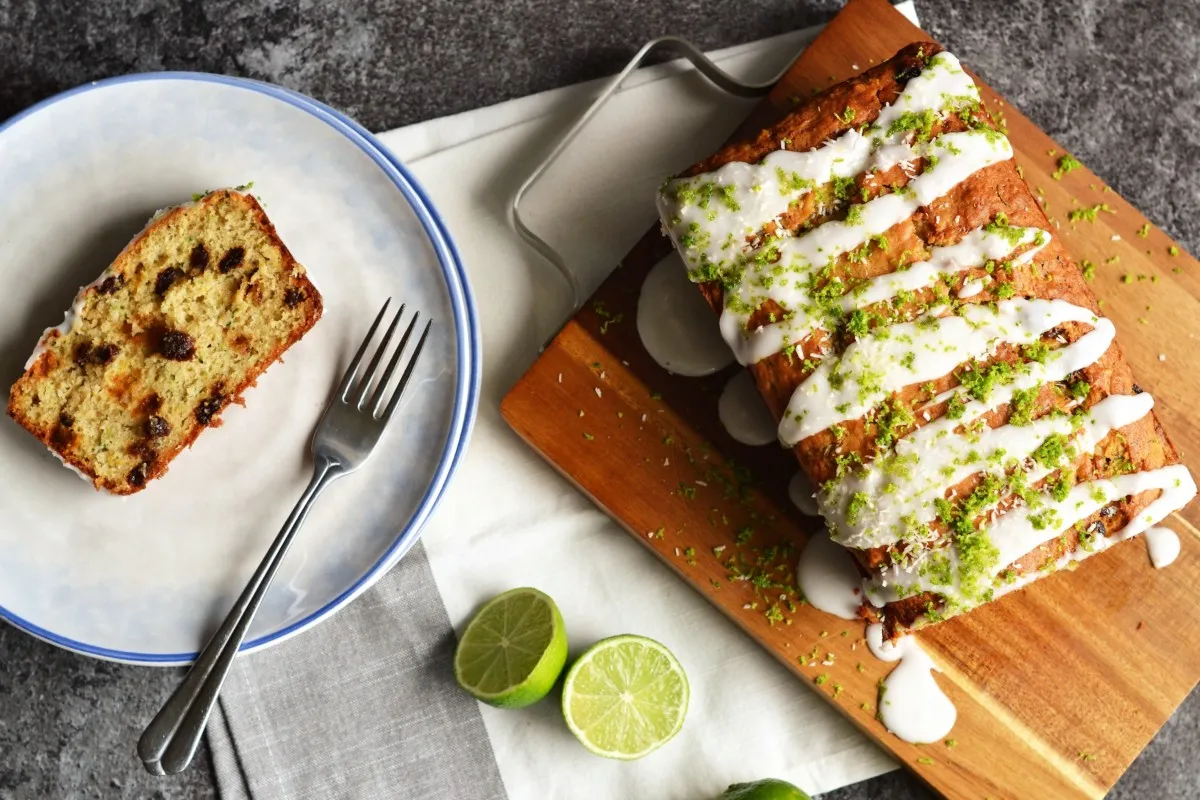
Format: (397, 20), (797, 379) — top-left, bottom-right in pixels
(137, 298), (432, 776)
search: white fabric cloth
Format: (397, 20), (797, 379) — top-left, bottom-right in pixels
(380, 9), (918, 797)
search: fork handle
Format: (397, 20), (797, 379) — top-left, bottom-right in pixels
(137, 454), (342, 775)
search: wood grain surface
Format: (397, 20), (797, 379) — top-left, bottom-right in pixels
(501, 1), (1200, 797)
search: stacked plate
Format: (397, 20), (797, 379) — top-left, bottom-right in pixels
(0, 75), (479, 665)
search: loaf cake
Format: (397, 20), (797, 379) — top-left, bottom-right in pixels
(656, 43), (1196, 637)
(8, 189), (322, 494)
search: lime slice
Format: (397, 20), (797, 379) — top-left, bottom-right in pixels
(561, 634), (689, 760)
(720, 778), (812, 800)
(454, 587), (568, 709)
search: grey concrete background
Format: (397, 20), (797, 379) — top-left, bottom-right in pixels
(0, 0), (1197, 798)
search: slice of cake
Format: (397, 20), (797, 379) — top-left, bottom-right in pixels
(7, 189), (322, 494)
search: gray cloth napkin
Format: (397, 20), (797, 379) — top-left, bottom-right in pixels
(206, 543), (508, 800)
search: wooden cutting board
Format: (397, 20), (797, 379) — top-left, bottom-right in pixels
(501, 1), (1200, 796)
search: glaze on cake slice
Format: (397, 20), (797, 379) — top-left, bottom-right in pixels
(7, 189), (322, 494)
(655, 43), (1197, 637)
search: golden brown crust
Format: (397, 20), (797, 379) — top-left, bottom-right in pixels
(7, 190), (322, 495)
(672, 43), (1184, 635)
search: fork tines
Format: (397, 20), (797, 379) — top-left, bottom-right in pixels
(338, 299), (432, 420)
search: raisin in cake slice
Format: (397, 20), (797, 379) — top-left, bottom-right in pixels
(8, 189), (322, 494)
(655, 43), (1197, 637)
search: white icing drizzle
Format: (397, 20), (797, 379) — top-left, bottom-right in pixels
(714, 129), (1014, 368)
(866, 623), (957, 743)
(1145, 525), (1181, 569)
(796, 533), (863, 619)
(994, 465), (1193, 567)
(48, 447), (93, 483)
(866, 621), (905, 662)
(788, 471), (820, 517)
(870, 464), (1197, 606)
(840, 225), (1047, 323)
(828, 382), (1140, 550)
(781, 298), (1099, 444)
(637, 252), (734, 376)
(994, 518), (1179, 601)
(663, 125), (876, 276)
(657, 52), (980, 280)
(717, 371), (777, 446)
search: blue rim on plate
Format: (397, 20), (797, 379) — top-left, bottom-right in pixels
(0, 73), (481, 665)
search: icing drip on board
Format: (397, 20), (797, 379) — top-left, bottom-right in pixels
(788, 472), (820, 517)
(866, 623), (957, 743)
(1145, 526), (1181, 569)
(795, 533), (863, 619)
(637, 252), (734, 376)
(717, 371), (777, 446)
(781, 298), (1100, 443)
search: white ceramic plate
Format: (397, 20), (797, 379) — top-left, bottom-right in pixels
(0, 75), (479, 665)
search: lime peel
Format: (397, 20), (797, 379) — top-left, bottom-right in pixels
(720, 778), (812, 800)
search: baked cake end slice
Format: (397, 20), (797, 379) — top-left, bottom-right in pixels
(7, 189), (323, 494)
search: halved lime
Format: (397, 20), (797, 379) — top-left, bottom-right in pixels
(561, 634), (689, 759)
(720, 778), (812, 800)
(453, 587), (568, 709)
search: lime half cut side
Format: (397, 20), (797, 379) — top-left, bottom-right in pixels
(561, 634), (689, 760)
(453, 587), (568, 709)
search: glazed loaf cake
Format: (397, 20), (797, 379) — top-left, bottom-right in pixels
(8, 189), (322, 494)
(656, 43), (1196, 636)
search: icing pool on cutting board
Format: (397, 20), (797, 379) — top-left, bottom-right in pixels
(796, 532), (862, 620)
(1145, 526), (1181, 569)
(867, 622), (957, 743)
(637, 252), (733, 377)
(795, 529), (959, 742)
(793, 524), (960, 743)
(788, 471), (819, 517)
(717, 371), (777, 446)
